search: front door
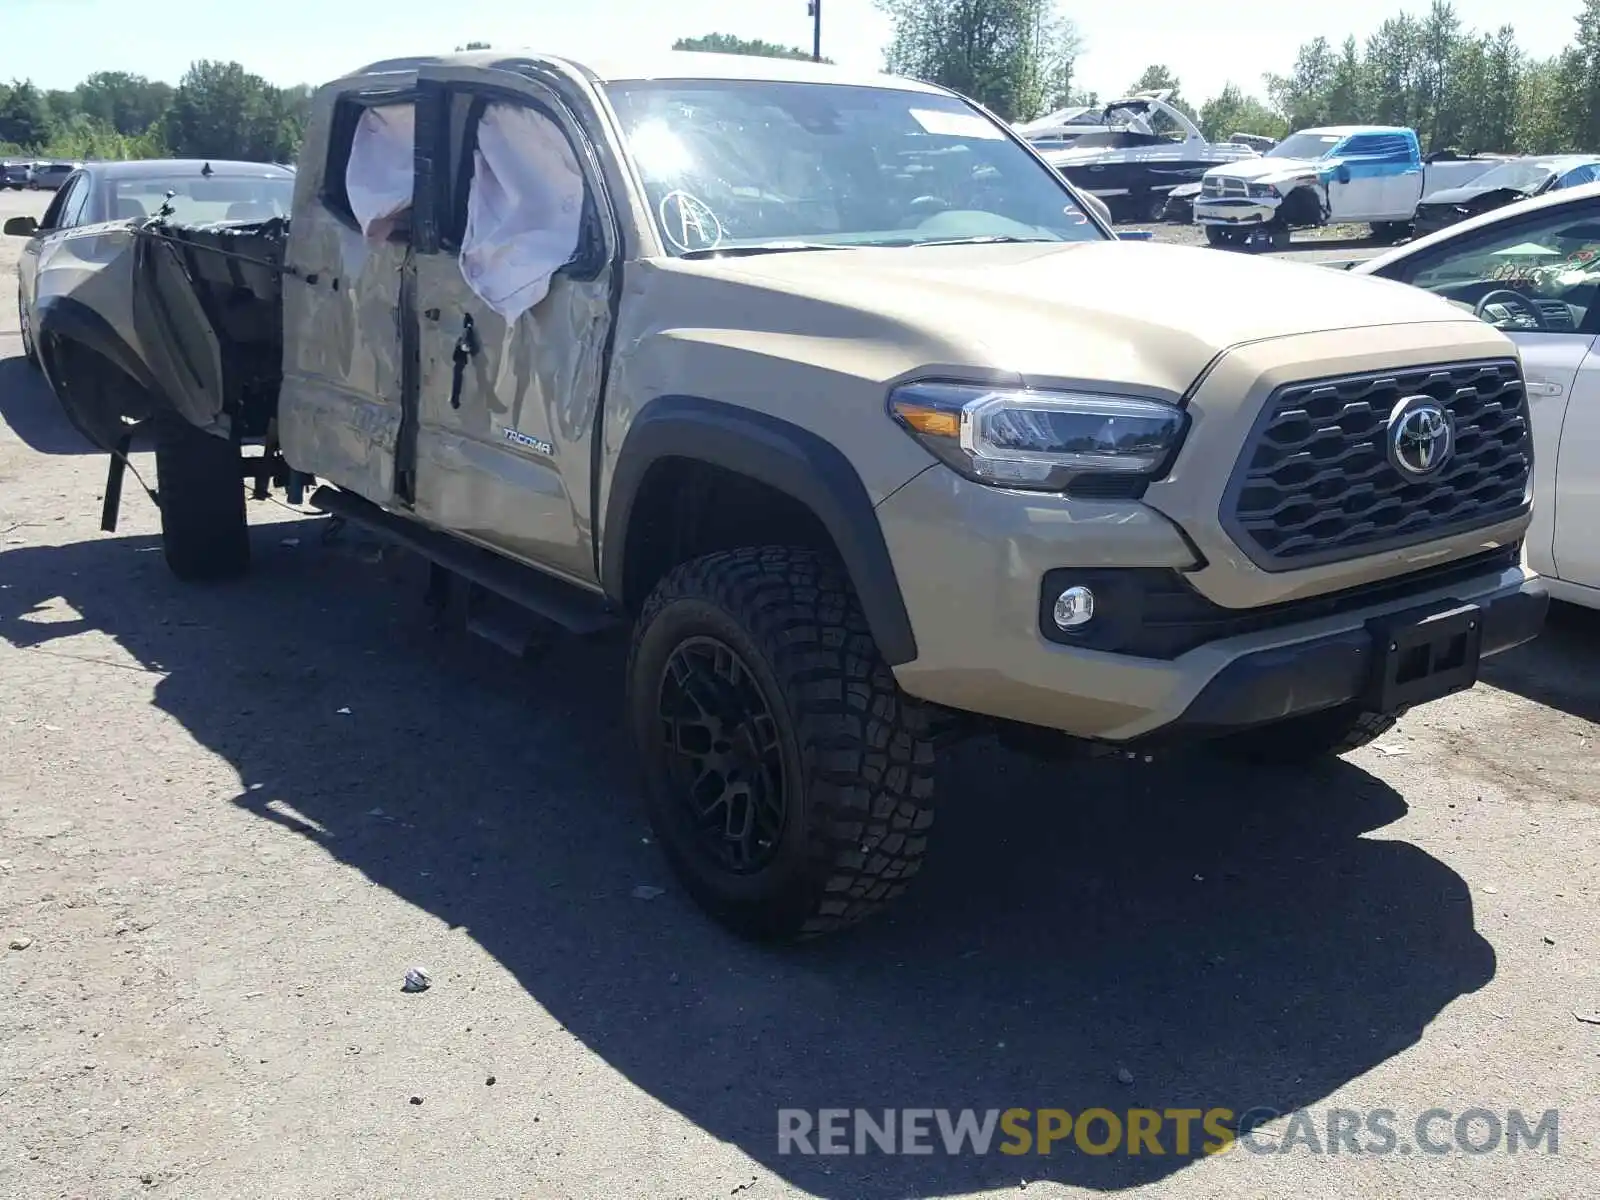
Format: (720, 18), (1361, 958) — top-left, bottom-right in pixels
(1551, 344), (1600, 591)
(19, 170), (89, 310)
(406, 67), (617, 585)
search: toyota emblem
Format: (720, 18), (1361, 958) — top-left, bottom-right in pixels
(1386, 396), (1454, 478)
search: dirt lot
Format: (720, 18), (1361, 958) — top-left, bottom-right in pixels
(1, 187), (1596, 1200)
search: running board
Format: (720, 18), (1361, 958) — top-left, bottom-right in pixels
(308, 486), (621, 637)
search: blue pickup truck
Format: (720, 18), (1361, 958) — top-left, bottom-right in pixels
(1192, 125), (1502, 248)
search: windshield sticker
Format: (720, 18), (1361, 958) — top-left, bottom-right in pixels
(910, 109), (1004, 140)
(659, 190), (724, 252)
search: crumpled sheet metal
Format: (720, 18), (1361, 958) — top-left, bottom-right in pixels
(410, 265), (612, 582)
(279, 213), (408, 508)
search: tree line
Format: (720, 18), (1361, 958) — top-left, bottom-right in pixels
(883, 0), (1600, 153)
(4, 3), (1598, 164)
(0, 62), (309, 162)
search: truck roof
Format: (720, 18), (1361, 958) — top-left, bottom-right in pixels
(350, 48), (945, 94)
(1296, 125), (1413, 137)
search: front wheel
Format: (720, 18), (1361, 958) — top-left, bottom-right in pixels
(1371, 220), (1411, 244)
(627, 546), (935, 941)
(1204, 225), (1243, 248)
(1213, 704), (1403, 766)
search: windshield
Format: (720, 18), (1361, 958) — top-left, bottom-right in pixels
(1267, 132), (1343, 160)
(603, 80), (1104, 255)
(112, 174), (294, 223)
(1463, 160), (1559, 193)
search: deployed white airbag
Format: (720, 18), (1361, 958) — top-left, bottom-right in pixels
(345, 103), (415, 236)
(459, 103), (584, 322)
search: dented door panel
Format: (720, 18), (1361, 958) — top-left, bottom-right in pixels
(411, 265), (611, 582)
(406, 71), (616, 585)
(278, 197), (409, 508)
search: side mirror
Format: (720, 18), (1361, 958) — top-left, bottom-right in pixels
(3, 215), (39, 237)
(1334, 163), (1352, 185)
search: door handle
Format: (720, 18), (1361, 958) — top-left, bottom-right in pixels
(1526, 379), (1564, 397)
(449, 313), (479, 410)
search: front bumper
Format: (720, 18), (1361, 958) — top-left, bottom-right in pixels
(877, 463), (1542, 743)
(1156, 574), (1546, 742)
(1193, 198), (1279, 227)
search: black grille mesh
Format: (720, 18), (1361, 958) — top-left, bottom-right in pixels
(1224, 359), (1531, 569)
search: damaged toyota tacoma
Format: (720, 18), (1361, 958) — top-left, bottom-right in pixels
(16, 50), (1548, 939)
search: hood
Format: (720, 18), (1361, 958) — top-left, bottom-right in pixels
(670, 240), (1478, 397)
(1418, 183), (1529, 207)
(1205, 156), (1322, 185)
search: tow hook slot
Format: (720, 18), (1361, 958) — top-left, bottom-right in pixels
(449, 313), (478, 409)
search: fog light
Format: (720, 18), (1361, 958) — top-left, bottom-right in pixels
(1052, 585), (1095, 630)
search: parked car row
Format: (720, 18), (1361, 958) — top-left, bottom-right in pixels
(1, 159), (80, 190)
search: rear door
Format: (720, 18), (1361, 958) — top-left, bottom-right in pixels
(405, 65), (618, 584)
(277, 86), (418, 509)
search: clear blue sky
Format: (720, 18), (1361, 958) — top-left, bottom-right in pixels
(0, 0), (1582, 105)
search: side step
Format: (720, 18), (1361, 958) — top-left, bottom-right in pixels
(308, 485), (621, 637)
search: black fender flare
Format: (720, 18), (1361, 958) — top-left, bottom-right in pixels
(34, 293), (163, 402)
(601, 395), (919, 667)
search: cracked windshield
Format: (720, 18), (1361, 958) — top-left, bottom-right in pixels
(604, 80), (1103, 254)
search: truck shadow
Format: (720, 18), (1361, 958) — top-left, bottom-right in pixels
(0, 522), (1500, 1195)
(1480, 600), (1600, 724)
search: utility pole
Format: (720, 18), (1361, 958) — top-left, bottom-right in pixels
(808, 0), (822, 62)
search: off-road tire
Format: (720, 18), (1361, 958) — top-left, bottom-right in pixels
(627, 546), (936, 941)
(1204, 226), (1242, 248)
(153, 415), (249, 582)
(1372, 220), (1411, 244)
(1214, 703), (1403, 766)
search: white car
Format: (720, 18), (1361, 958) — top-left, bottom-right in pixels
(1356, 181), (1600, 608)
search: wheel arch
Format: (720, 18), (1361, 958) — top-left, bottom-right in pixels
(33, 297), (163, 450)
(601, 395), (919, 667)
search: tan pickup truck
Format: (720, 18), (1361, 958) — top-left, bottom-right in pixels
(7, 50), (1546, 939)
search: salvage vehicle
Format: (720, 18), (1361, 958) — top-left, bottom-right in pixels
(1413, 155), (1600, 237)
(6, 49), (1548, 939)
(1194, 126), (1502, 249)
(1357, 181), (1600, 610)
(8, 158), (295, 370)
(1161, 180), (1200, 223)
(1037, 90), (1259, 222)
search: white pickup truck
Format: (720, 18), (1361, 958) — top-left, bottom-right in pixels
(1194, 125), (1503, 248)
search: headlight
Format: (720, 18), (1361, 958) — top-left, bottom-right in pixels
(1248, 182), (1278, 199)
(888, 382), (1188, 491)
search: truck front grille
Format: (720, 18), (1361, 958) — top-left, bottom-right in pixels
(1223, 359), (1531, 570)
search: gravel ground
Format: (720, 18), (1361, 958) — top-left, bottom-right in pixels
(1, 188), (1595, 1200)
